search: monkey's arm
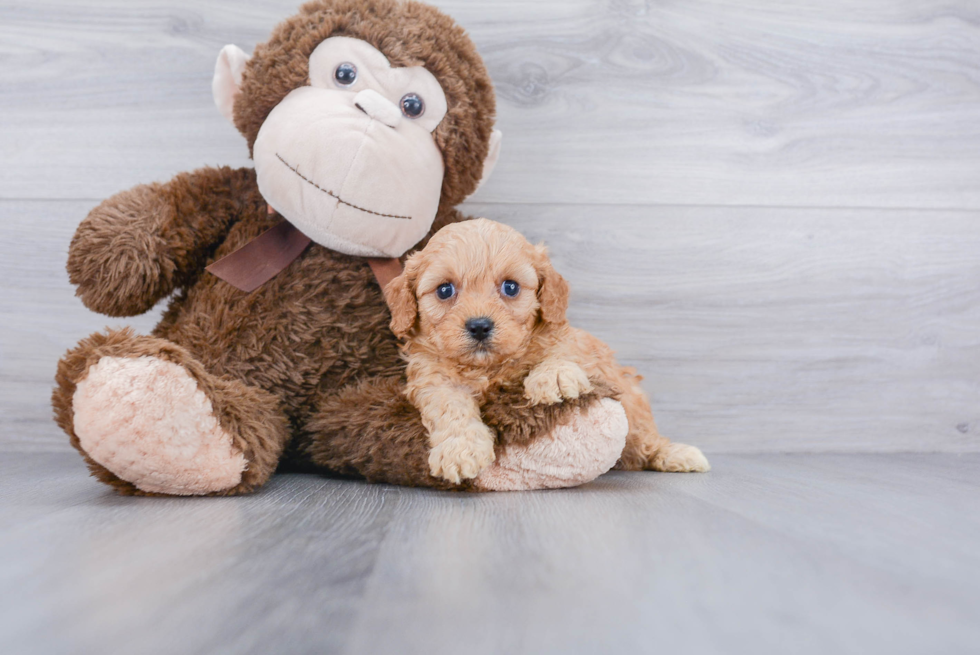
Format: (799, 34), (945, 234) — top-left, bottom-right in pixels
(67, 166), (258, 317)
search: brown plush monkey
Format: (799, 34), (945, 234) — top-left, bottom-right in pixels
(52, 0), (630, 496)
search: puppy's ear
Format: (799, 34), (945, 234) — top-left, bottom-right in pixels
(534, 245), (569, 325)
(385, 270), (418, 339)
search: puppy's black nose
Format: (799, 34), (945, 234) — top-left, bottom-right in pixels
(465, 317), (494, 342)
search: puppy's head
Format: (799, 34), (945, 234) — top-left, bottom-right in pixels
(386, 218), (569, 365)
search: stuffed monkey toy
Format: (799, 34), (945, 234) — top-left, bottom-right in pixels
(52, 0), (630, 495)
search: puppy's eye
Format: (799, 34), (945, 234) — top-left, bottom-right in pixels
(501, 280), (520, 297)
(400, 93), (425, 118)
(334, 62), (357, 86)
(436, 282), (456, 300)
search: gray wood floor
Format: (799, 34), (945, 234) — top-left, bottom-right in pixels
(1, 452), (978, 655)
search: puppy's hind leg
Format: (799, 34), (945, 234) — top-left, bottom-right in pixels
(646, 441), (711, 473)
(616, 381), (710, 473)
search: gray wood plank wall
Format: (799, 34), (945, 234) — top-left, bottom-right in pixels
(1, 0), (977, 453)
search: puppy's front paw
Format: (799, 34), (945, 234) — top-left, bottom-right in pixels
(524, 360), (594, 405)
(428, 422), (497, 484)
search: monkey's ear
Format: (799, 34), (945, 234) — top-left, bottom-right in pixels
(534, 245), (570, 326)
(212, 45), (251, 125)
(469, 129), (503, 197)
(385, 272), (418, 339)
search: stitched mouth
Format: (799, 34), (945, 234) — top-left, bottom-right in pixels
(275, 153), (412, 220)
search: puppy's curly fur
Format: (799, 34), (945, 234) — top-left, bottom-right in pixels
(386, 218), (710, 483)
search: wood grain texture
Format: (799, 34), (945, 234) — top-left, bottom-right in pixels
(3, 200), (977, 454)
(2, 0), (978, 454)
(481, 202), (980, 453)
(1, 0), (979, 207)
(1, 452), (978, 654)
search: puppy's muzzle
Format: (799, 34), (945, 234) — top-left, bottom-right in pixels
(465, 317), (494, 343)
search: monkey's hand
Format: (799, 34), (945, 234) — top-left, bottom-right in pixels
(524, 358), (594, 406)
(428, 421), (497, 484)
(68, 167), (251, 317)
(68, 184), (178, 317)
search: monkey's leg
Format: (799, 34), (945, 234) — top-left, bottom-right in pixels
(301, 377), (628, 491)
(614, 383), (710, 473)
(301, 377), (461, 490)
(53, 328), (289, 496)
(476, 382), (628, 491)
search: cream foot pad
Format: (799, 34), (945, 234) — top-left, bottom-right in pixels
(73, 356), (246, 495)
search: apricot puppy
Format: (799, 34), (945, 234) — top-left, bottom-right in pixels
(386, 218), (710, 483)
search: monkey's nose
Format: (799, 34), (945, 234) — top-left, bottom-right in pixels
(465, 317), (495, 342)
(354, 89), (402, 128)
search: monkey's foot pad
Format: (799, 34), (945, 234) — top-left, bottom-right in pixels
(72, 355), (246, 495)
(475, 398), (628, 491)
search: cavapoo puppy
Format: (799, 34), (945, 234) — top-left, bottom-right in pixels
(385, 218), (710, 484)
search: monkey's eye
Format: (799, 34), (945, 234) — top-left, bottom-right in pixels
(436, 282), (456, 300)
(501, 280), (520, 298)
(334, 62), (357, 86)
(400, 93), (425, 118)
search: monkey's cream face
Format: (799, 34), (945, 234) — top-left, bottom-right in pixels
(252, 37), (449, 258)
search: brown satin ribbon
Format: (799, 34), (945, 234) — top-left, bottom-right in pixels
(206, 211), (404, 297)
(206, 219), (312, 293)
(366, 257), (404, 293)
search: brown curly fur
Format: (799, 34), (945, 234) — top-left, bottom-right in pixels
(52, 1), (612, 494)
